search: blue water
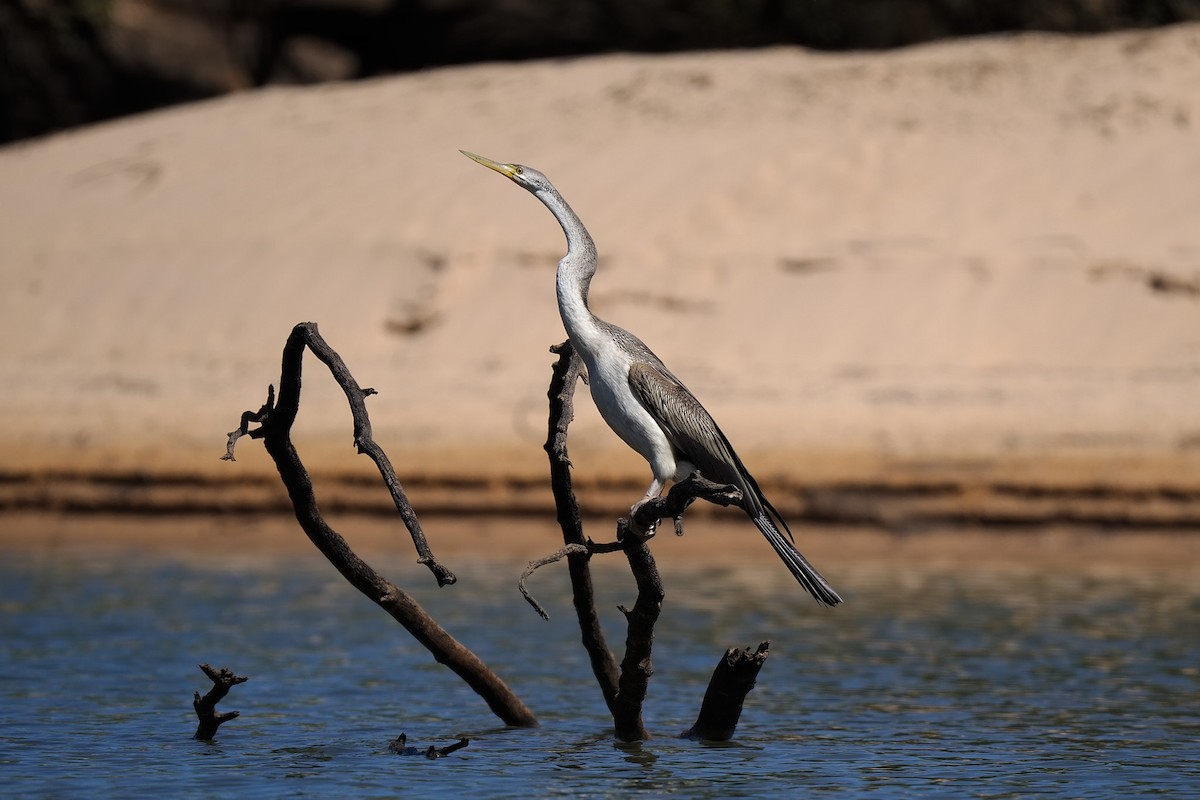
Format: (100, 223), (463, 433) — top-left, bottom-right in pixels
(1, 536), (1198, 798)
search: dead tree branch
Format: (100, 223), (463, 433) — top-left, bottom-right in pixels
(683, 642), (770, 741)
(608, 477), (740, 742)
(544, 340), (622, 717)
(192, 663), (247, 740)
(628, 472), (744, 535)
(519, 543), (587, 620)
(388, 733), (471, 758)
(611, 519), (660, 741)
(542, 340), (773, 742)
(224, 322), (453, 587)
(225, 321), (537, 728)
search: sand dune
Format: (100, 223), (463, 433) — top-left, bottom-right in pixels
(2, 25), (1199, 522)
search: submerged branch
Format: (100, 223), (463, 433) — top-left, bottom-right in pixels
(225, 321), (536, 728)
(683, 642), (770, 741)
(611, 519), (662, 742)
(388, 733), (471, 758)
(544, 340), (622, 716)
(542, 341), (772, 742)
(192, 663), (247, 740)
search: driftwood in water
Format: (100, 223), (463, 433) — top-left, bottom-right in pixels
(388, 733), (471, 758)
(224, 321), (537, 728)
(192, 663), (247, 740)
(220, 323), (772, 741)
(684, 643), (771, 741)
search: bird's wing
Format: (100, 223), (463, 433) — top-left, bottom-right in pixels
(626, 358), (797, 543)
(627, 360), (756, 503)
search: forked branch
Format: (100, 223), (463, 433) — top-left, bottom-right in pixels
(542, 340), (763, 742)
(224, 323), (453, 586)
(225, 322), (536, 727)
(192, 663), (247, 740)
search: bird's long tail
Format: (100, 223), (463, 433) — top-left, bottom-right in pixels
(752, 515), (843, 607)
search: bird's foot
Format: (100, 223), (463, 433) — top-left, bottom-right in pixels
(673, 515), (685, 536)
(629, 498), (658, 539)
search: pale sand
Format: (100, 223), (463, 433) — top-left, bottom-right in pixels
(2, 26), (1200, 525)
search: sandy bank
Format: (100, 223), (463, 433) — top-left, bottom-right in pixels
(5, 512), (1199, 583)
(2, 26), (1200, 523)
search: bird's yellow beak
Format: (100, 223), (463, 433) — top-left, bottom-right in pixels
(460, 150), (519, 180)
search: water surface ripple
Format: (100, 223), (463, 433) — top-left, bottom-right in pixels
(1, 543), (1197, 797)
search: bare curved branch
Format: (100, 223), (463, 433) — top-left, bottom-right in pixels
(226, 321), (536, 727)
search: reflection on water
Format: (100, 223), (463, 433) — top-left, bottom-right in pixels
(1, 538), (1198, 798)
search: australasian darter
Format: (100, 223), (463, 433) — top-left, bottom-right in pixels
(462, 151), (842, 607)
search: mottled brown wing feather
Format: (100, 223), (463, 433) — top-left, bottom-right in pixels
(625, 360), (763, 516)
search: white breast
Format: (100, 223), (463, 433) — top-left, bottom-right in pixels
(577, 338), (679, 485)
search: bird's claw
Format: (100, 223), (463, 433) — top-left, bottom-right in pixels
(629, 499), (658, 539)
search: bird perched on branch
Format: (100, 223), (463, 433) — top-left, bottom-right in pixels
(462, 151), (842, 607)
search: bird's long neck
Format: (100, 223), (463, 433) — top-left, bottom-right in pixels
(534, 188), (603, 351)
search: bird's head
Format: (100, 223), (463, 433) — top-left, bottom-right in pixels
(460, 150), (555, 196)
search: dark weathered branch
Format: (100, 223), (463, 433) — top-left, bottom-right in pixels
(222, 385), (274, 456)
(192, 663), (247, 740)
(299, 330), (455, 587)
(519, 540), (626, 620)
(544, 340), (622, 716)
(543, 340), (771, 742)
(611, 519), (661, 741)
(226, 322), (454, 586)
(388, 733), (471, 758)
(608, 476), (744, 740)
(226, 321), (537, 728)
(683, 642), (770, 741)
(628, 472), (743, 537)
(518, 543), (588, 620)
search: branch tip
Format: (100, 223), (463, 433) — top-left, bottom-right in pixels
(222, 385), (277, 461)
(518, 543), (591, 620)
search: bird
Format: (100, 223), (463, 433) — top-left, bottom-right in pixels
(461, 150), (842, 607)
